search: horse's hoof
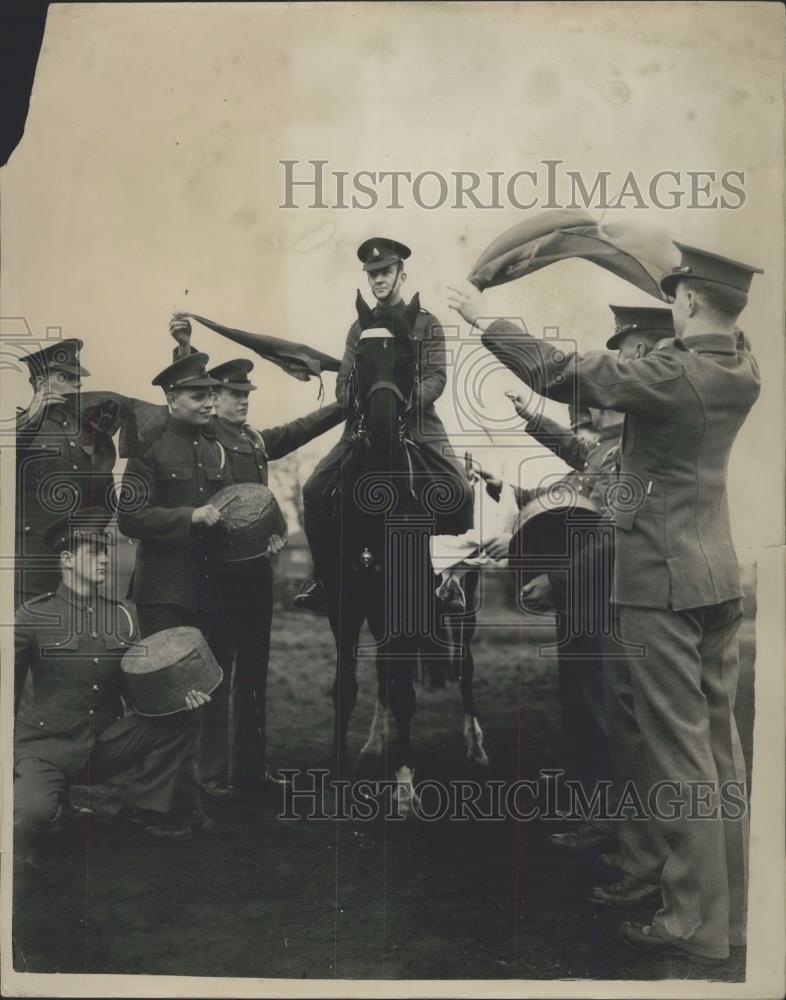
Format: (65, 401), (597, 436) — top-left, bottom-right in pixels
(392, 766), (420, 819)
(359, 736), (383, 757)
(463, 716), (490, 767)
(468, 745), (490, 767)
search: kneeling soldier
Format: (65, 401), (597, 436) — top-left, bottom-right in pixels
(14, 510), (211, 862)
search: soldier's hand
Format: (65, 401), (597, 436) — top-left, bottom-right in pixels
(191, 504), (221, 527)
(483, 532), (512, 561)
(477, 468), (503, 502)
(264, 533), (286, 557)
(185, 689), (211, 711)
(169, 313), (192, 347)
(520, 573), (553, 611)
(446, 282), (488, 331)
(504, 390), (534, 421)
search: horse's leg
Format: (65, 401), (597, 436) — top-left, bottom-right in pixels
(381, 636), (418, 816)
(457, 572), (489, 767)
(359, 672), (390, 758)
(327, 583), (363, 777)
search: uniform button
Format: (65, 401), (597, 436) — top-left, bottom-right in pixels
(93, 684), (100, 691)
(198, 462), (203, 468)
(69, 441), (75, 447)
(72, 465), (78, 470)
(88, 710), (94, 716)
(199, 487), (204, 493)
(24, 525), (31, 533)
(193, 441), (198, 446)
(93, 657), (99, 664)
(39, 721), (45, 727)
(91, 632), (98, 639)
(233, 446), (238, 451)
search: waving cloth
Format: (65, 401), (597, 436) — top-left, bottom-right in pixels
(181, 313), (341, 382)
(468, 209), (679, 301)
(77, 320), (342, 457)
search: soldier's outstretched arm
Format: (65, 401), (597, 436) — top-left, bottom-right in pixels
(260, 401), (344, 461)
(447, 280), (679, 416)
(481, 319), (681, 416)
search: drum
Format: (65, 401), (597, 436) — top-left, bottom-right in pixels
(121, 627), (223, 716)
(210, 483), (288, 569)
(508, 488), (603, 587)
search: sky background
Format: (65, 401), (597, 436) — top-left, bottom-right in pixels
(1, 1), (783, 549)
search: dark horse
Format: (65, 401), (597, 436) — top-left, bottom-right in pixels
(324, 292), (484, 811)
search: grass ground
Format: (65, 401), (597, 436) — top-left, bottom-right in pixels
(12, 597), (755, 983)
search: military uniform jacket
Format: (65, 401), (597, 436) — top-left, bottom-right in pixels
(117, 416), (230, 612)
(14, 584), (136, 776)
(518, 413), (621, 517)
(210, 402), (343, 487)
(482, 323), (760, 610)
(16, 401), (117, 599)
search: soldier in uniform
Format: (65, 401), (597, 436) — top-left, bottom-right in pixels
(15, 339), (117, 606)
(296, 237), (474, 611)
(14, 509), (210, 862)
(116, 352), (229, 638)
(511, 306), (674, 862)
(195, 352), (343, 796)
(449, 243), (761, 961)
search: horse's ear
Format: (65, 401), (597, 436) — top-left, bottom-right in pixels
(356, 290), (374, 327)
(405, 293), (421, 328)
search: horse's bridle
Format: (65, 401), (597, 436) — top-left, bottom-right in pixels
(344, 359), (421, 504)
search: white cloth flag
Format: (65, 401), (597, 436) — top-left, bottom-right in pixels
(429, 479), (519, 574)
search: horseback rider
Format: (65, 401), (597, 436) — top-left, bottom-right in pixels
(296, 237), (474, 611)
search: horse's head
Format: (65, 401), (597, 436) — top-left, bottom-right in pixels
(350, 291), (419, 458)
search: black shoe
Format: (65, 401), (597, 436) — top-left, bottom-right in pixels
(294, 578), (327, 613)
(122, 807), (193, 841)
(587, 873), (661, 908)
(619, 921), (723, 961)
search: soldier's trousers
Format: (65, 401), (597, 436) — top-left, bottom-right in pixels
(14, 711), (199, 845)
(201, 566), (274, 786)
(135, 603), (210, 811)
(553, 610), (611, 823)
(608, 600), (747, 960)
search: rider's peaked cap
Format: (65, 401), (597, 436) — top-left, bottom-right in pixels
(357, 238), (412, 273)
